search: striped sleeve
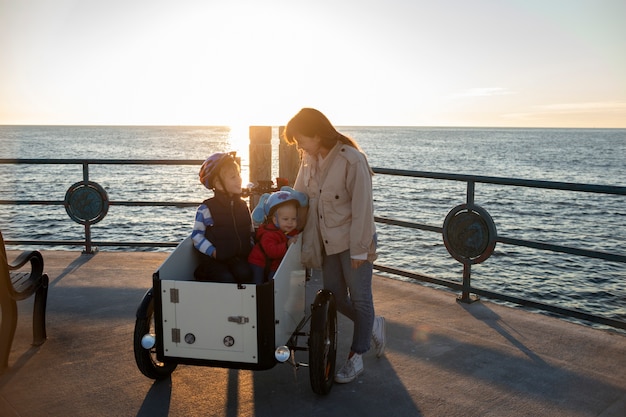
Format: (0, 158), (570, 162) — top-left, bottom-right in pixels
(191, 203), (216, 256)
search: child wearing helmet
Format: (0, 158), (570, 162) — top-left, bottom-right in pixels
(248, 188), (308, 284)
(192, 152), (254, 283)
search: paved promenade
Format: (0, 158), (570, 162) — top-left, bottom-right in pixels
(1, 250), (625, 417)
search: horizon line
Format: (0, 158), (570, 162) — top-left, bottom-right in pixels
(1, 123), (625, 130)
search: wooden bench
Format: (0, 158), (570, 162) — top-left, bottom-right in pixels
(0, 231), (49, 373)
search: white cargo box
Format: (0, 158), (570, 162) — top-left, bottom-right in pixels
(153, 236), (306, 369)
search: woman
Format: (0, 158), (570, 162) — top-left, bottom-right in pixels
(283, 108), (386, 384)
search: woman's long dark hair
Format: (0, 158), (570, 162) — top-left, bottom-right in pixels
(283, 108), (360, 150)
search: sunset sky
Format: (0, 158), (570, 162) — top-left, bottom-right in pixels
(1, 0), (624, 128)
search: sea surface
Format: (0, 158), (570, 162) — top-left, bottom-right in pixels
(1, 125), (625, 328)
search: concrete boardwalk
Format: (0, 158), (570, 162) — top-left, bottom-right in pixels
(1, 250), (625, 417)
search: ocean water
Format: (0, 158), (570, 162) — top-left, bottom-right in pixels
(1, 125), (625, 327)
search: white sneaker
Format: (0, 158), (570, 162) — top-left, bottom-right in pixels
(372, 316), (386, 358)
(335, 353), (364, 383)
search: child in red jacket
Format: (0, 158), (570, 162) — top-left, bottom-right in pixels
(248, 188), (307, 283)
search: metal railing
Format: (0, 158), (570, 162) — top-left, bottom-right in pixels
(371, 168), (626, 331)
(1, 159), (625, 330)
(0, 159), (204, 253)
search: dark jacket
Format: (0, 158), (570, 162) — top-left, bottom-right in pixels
(203, 190), (252, 260)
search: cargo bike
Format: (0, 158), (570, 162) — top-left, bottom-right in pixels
(133, 236), (338, 395)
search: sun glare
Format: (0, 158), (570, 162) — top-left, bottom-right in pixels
(227, 124), (252, 184)
(227, 124), (250, 153)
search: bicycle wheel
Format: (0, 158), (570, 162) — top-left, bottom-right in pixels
(308, 290), (337, 395)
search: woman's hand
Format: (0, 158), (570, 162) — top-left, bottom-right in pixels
(351, 258), (366, 269)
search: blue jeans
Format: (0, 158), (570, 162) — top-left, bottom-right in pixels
(322, 250), (375, 355)
(250, 264), (275, 284)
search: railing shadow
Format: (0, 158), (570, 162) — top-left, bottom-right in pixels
(48, 253), (94, 286)
(385, 313), (625, 415)
(458, 300), (548, 365)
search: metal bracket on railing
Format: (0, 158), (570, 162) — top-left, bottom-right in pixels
(443, 203), (497, 265)
(442, 203), (497, 304)
(64, 180), (109, 254)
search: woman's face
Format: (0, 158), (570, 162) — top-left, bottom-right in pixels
(294, 134), (322, 156)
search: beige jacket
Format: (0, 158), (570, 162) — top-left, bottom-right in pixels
(294, 142), (377, 268)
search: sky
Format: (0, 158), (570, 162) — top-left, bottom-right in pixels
(1, 0), (625, 128)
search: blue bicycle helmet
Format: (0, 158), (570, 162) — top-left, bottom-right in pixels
(265, 191), (299, 216)
(199, 152), (236, 190)
(251, 187), (308, 224)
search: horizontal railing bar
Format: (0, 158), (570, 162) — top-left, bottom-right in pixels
(0, 158), (204, 165)
(110, 201), (200, 207)
(373, 264), (463, 291)
(3, 160), (624, 195)
(4, 240), (179, 248)
(0, 200), (201, 207)
(374, 216), (625, 263)
(497, 236), (626, 263)
(469, 287), (626, 330)
(375, 264), (626, 330)
(95, 241), (180, 247)
(372, 167), (626, 195)
(0, 200), (64, 205)
(375, 216), (443, 233)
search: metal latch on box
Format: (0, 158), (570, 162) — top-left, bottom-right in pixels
(228, 316), (249, 324)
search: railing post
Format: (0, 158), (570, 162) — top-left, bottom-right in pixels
(83, 224), (93, 254)
(82, 162), (90, 182)
(466, 180), (475, 205)
(278, 126), (300, 186)
(249, 126), (272, 208)
(456, 179), (479, 303)
(82, 162), (94, 254)
(458, 263), (477, 303)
